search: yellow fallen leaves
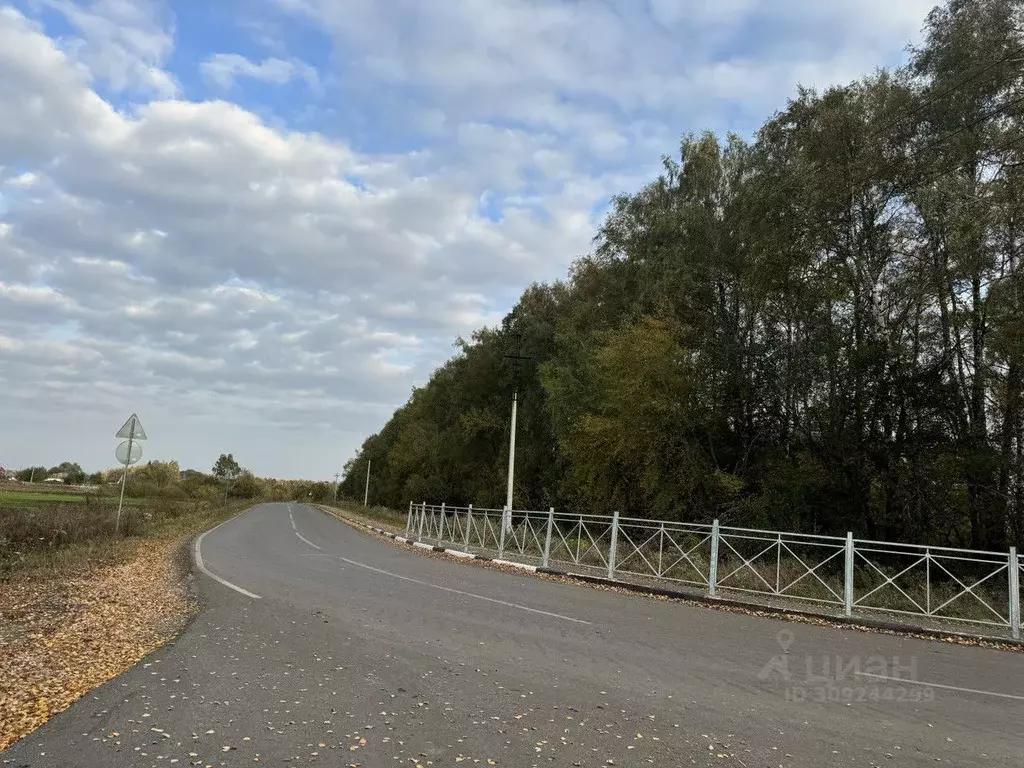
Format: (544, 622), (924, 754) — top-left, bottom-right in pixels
(0, 536), (196, 750)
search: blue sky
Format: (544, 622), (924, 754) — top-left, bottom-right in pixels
(0, 0), (934, 479)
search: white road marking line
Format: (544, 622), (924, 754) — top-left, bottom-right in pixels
(337, 556), (592, 625)
(289, 509), (297, 530)
(194, 520), (261, 600)
(295, 531), (322, 550)
(854, 672), (1024, 701)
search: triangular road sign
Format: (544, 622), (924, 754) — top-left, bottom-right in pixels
(116, 413), (148, 440)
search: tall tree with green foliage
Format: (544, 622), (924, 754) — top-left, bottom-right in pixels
(340, 0), (1024, 549)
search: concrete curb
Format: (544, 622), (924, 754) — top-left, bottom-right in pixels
(492, 558), (539, 572)
(535, 569), (1024, 648)
(322, 511), (1024, 650)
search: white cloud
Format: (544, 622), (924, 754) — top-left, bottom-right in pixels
(0, 1), (935, 477)
(0, 5), (597, 475)
(275, 0), (934, 134)
(4, 171), (40, 187)
(36, 0), (179, 97)
(201, 53), (320, 91)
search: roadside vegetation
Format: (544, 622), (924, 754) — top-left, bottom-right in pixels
(0, 453), (338, 578)
(324, 500), (408, 532)
(0, 454), (339, 749)
(339, 0), (1024, 554)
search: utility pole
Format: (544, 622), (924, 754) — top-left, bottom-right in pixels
(504, 332), (532, 533)
(363, 458), (371, 507)
(333, 472), (340, 503)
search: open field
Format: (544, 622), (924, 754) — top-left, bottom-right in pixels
(0, 491), (91, 504)
(0, 492), (241, 577)
(0, 491), (144, 506)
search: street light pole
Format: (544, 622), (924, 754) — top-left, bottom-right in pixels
(363, 458), (371, 507)
(504, 333), (531, 534)
(505, 392), (517, 513)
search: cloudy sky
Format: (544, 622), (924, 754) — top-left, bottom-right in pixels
(0, 0), (935, 480)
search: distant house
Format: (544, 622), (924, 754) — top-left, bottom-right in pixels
(44, 474), (66, 483)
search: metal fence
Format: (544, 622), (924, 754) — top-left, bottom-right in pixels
(405, 502), (1022, 640)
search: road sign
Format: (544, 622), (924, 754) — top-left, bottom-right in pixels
(115, 440), (143, 466)
(114, 413), (148, 535)
(116, 413), (147, 440)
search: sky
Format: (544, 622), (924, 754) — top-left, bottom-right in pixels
(0, 0), (937, 480)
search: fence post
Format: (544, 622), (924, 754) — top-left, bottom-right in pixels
(439, 502), (446, 542)
(405, 501), (413, 537)
(542, 507), (554, 568)
(607, 510), (620, 580)
(1009, 546), (1020, 640)
(417, 501), (426, 540)
(463, 504), (473, 552)
(499, 506), (508, 558)
(708, 519), (720, 597)
(844, 532), (855, 618)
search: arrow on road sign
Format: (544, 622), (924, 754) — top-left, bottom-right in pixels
(116, 413), (148, 440)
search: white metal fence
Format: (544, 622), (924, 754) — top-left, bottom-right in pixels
(405, 502), (1022, 640)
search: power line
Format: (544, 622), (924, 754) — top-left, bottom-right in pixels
(851, 91), (1024, 193)
(869, 45), (1024, 140)
(767, 72), (1024, 201)
(913, 131), (1024, 190)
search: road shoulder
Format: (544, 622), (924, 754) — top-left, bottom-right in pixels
(1, 523), (224, 750)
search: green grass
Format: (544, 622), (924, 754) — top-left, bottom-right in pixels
(0, 491), (90, 504)
(0, 497), (250, 578)
(327, 502), (408, 531)
(0, 490), (147, 507)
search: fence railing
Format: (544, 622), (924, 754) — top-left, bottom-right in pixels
(405, 502), (1022, 640)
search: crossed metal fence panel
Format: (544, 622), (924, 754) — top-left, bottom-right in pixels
(613, 518), (713, 587)
(405, 502), (1023, 640)
(714, 527), (847, 609)
(852, 541), (1013, 629)
(547, 513), (614, 572)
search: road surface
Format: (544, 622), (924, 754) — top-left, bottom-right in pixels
(3, 503), (1022, 767)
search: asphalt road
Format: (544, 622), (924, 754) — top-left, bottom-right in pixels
(3, 503), (1022, 768)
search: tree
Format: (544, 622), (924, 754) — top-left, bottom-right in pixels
(336, 0), (1024, 549)
(49, 461), (84, 482)
(212, 454), (243, 501)
(231, 471), (261, 499)
(212, 454), (242, 480)
(15, 466), (48, 482)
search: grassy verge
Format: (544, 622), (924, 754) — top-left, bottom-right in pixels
(0, 491), (91, 504)
(0, 497), (248, 578)
(0, 499), (251, 749)
(320, 501), (408, 532)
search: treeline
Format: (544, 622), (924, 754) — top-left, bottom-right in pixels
(10, 457), (337, 504)
(341, 0), (1024, 550)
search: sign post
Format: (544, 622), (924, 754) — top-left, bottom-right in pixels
(114, 413), (147, 534)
